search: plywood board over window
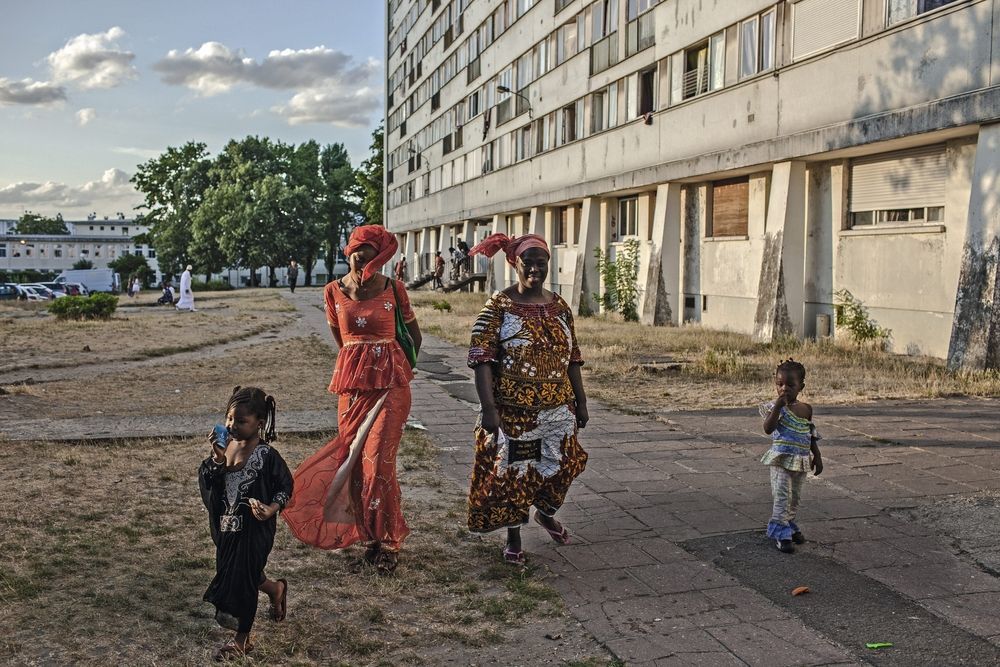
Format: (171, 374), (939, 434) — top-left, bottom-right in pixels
(710, 177), (749, 237)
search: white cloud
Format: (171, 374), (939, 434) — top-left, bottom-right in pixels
(273, 86), (382, 128)
(0, 168), (140, 218)
(47, 26), (137, 90)
(0, 77), (66, 106)
(76, 107), (97, 126)
(154, 42), (382, 126)
(112, 146), (161, 159)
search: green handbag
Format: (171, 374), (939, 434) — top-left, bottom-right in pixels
(390, 279), (418, 368)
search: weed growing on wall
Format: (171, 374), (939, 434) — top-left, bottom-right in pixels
(594, 239), (641, 321)
(834, 289), (892, 349)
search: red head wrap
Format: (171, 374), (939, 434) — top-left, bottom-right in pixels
(468, 233), (549, 267)
(344, 225), (398, 284)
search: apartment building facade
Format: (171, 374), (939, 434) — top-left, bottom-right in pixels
(0, 218), (161, 278)
(384, 0), (1000, 369)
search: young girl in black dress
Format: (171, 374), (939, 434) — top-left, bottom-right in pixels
(199, 386), (293, 661)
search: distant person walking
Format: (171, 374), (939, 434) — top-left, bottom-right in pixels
(760, 359), (823, 554)
(287, 260), (299, 293)
(465, 233), (589, 566)
(127, 276), (139, 298)
(433, 251), (445, 289)
(457, 239), (471, 277)
(176, 265), (196, 311)
(394, 255), (408, 282)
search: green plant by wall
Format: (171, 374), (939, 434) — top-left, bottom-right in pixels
(593, 238), (641, 322)
(834, 289), (891, 348)
(48, 293), (119, 321)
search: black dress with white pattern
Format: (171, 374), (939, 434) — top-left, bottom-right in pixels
(198, 443), (293, 633)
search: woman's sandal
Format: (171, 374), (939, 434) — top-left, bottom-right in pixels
(533, 512), (571, 545)
(213, 639), (253, 662)
(375, 550), (399, 575)
(363, 543), (381, 565)
(503, 547), (527, 566)
(268, 579), (288, 622)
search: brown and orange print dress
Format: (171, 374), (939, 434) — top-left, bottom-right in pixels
(467, 291), (588, 532)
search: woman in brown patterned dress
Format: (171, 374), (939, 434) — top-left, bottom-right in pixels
(466, 233), (589, 565)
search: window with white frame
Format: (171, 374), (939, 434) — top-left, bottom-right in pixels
(671, 31), (724, 103)
(627, 0), (659, 20)
(849, 145), (947, 228)
(591, 0), (619, 42)
(887, 0), (960, 25)
(0, 244), (6, 258)
(739, 7), (776, 79)
(591, 82), (618, 133)
(618, 196), (638, 238)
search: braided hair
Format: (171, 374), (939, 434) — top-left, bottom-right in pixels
(226, 386), (277, 441)
(776, 358), (806, 384)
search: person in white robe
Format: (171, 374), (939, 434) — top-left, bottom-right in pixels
(176, 265), (196, 311)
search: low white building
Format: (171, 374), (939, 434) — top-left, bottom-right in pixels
(384, 0), (1000, 370)
(0, 218), (160, 280)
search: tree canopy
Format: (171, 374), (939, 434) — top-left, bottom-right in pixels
(14, 212), (69, 235)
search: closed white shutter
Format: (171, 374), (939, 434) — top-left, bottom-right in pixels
(792, 0), (859, 61)
(849, 145), (948, 212)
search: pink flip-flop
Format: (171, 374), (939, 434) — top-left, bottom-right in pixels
(503, 547), (526, 566)
(534, 512), (571, 544)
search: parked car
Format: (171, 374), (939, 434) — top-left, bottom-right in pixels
(54, 269), (121, 294)
(63, 282), (89, 296)
(39, 281), (72, 296)
(16, 285), (47, 301)
(21, 283), (61, 299)
(0, 283), (18, 300)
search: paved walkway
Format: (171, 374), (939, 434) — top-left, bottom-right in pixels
(407, 333), (1000, 665)
(10, 289), (1000, 664)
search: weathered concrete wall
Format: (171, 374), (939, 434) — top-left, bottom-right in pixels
(948, 124), (1000, 369)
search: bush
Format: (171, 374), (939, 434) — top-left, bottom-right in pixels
(191, 280), (234, 292)
(72, 259), (94, 270)
(593, 238), (641, 322)
(834, 289), (892, 348)
(432, 299), (452, 312)
(48, 293), (118, 321)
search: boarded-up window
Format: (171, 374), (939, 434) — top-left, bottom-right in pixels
(710, 177), (749, 237)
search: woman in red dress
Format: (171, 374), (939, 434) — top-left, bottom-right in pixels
(283, 225), (421, 574)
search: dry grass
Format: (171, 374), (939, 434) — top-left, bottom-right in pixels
(409, 291), (1000, 412)
(5, 335), (338, 419)
(0, 430), (607, 665)
(1, 289), (295, 374)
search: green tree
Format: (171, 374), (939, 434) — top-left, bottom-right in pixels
(107, 253), (155, 288)
(288, 140), (325, 285)
(131, 142), (212, 279)
(72, 259), (94, 269)
(356, 124), (384, 226)
(320, 143), (362, 277)
(14, 212), (69, 235)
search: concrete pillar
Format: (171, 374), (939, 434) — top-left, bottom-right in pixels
(571, 197), (601, 316)
(528, 206), (544, 236)
(404, 231), (415, 279)
(597, 199), (613, 312)
(753, 161), (807, 341)
(638, 191), (654, 241)
(486, 213), (505, 292)
(948, 123), (1000, 370)
(640, 182), (682, 326)
(417, 228), (430, 275)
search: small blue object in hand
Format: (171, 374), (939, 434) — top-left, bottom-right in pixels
(212, 424), (231, 449)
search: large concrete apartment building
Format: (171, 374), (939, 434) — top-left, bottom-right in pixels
(384, 0), (1000, 369)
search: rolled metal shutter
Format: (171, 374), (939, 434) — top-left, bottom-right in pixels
(792, 0), (859, 61)
(849, 145), (947, 212)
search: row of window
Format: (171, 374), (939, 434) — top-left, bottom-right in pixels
(392, 140), (950, 242)
(389, 0), (966, 208)
(0, 244), (156, 259)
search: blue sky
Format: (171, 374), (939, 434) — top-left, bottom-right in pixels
(0, 1), (385, 219)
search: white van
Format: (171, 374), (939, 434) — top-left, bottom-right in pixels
(55, 269), (122, 294)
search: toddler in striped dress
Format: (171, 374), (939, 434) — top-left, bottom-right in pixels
(760, 359), (823, 554)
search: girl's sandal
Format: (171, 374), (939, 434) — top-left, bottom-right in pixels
(533, 512), (571, 545)
(503, 547), (527, 566)
(213, 639), (253, 662)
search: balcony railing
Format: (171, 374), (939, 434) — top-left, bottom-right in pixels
(625, 12), (655, 57)
(682, 64), (709, 100)
(590, 32), (619, 76)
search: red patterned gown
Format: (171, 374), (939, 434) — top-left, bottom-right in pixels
(283, 278), (415, 552)
(467, 291), (588, 532)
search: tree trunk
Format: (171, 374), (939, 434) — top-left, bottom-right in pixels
(205, 272), (211, 284)
(250, 267), (259, 287)
(304, 252), (314, 286)
(268, 265), (277, 288)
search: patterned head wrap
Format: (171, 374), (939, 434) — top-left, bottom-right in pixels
(468, 233), (549, 267)
(344, 225), (399, 284)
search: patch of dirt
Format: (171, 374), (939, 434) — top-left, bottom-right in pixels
(898, 493), (1000, 574)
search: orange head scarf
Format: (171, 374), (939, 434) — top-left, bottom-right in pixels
(468, 233), (549, 267)
(344, 225), (398, 284)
